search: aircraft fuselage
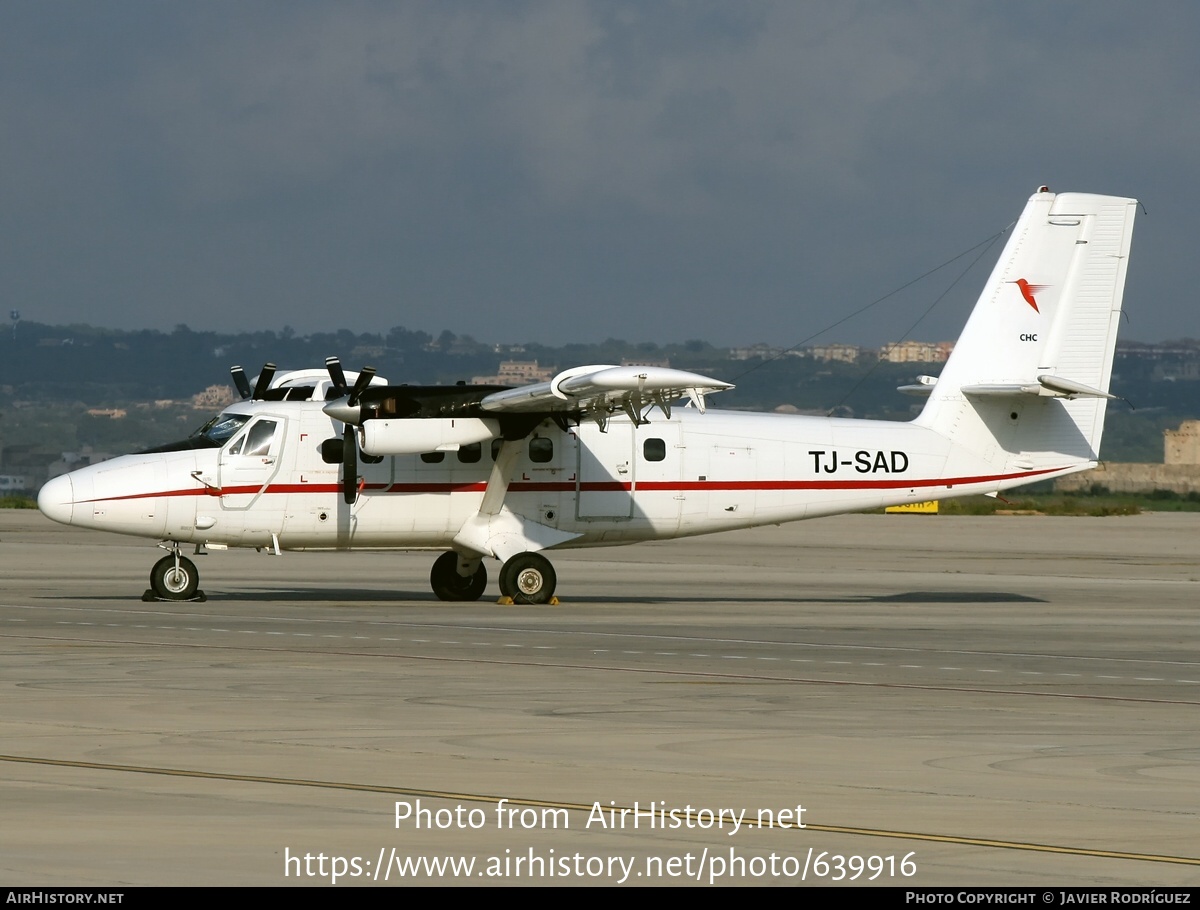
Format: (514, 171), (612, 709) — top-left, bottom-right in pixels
(38, 401), (1064, 555)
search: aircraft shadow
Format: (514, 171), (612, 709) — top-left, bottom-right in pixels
(562, 591), (1047, 605)
(39, 590), (1046, 606)
(210, 589), (1046, 605)
(865, 591), (1045, 604)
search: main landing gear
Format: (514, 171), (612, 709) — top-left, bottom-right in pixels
(143, 545), (206, 602)
(498, 552), (557, 605)
(429, 551), (558, 605)
(429, 552), (488, 602)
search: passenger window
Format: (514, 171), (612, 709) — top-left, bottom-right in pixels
(643, 438), (666, 462)
(529, 437), (553, 463)
(420, 452), (445, 464)
(458, 443), (481, 464)
(491, 438), (503, 461)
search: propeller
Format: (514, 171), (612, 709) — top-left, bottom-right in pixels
(322, 357), (377, 504)
(230, 362), (276, 400)
(349, 366), (376, 406)
(252, 363), (277, 400)
(342, 423), (359, 504)
(322, 359), (376, 425)
(324, 356), (348, 399)
(230, 365), (252, 400)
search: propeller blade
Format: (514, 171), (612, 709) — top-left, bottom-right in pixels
(342, 424), (359, 505)
(347, 366), (377, 407)
(324, 356), (348, 397)
(251, 362), (276, 400)
(230, 366), (252, 400)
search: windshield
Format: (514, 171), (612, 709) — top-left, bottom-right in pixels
(190, 413), (251, 446)
(141, 412), (252, 454)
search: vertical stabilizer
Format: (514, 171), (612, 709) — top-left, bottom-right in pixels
(915, 189), (1137, 474)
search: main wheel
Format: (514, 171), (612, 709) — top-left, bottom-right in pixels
(498, 552), (556, 605)
(429, 552), (487, 602)
(150, 554), (199, 600)
(497, 564), (514, 599)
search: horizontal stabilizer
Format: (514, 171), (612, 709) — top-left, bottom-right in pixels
(1035, 374), (1116, 400)
(898, 375), (939, 396)
(960, 375), (1116, 399)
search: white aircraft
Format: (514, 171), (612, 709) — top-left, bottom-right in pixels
(38, 188), (1137, 604)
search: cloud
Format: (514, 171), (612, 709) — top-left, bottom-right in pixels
(0, 1), (1196, 344)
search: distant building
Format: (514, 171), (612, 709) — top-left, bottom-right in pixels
(471, 360), (555, 385)
(878, 341), (954, 363)
(807, 344), (861, 363)
(621, 356), (671, 369)
(1164, 420), (1200, 465)
(1, 442), (71, 495)
(192, 384), (237, 409)
(1117, 340), (1200, 360)
(1152, 360), (1200, 381)
(0, 475), (28, 496)
(1056, 420), (1200, 495)
(46, 448), (114, 483)
(729, 344), (782, 361)
(351, 344), (385, 361)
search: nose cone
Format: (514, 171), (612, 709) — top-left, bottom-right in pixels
(37, 474), (75, 525)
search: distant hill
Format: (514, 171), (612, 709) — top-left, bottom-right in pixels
(3, 322), (1200, 466)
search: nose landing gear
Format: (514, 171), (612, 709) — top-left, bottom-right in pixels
(143, 545), (207, 602)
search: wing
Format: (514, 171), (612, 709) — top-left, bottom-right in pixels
(478, 364), (734, 424)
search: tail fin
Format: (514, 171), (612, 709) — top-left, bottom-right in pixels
(915, 188), (1137, 477)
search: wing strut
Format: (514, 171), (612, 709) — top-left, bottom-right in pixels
(452, 436), (581, 562)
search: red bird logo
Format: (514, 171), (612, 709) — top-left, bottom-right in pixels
(1013, 279), (1047, 313)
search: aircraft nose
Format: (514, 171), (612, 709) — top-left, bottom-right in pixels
(37, 474), (74, 525)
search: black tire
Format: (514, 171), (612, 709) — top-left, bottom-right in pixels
(150, 554), (199, 600)
(498, 552), (556, 605)
(430, 551), (487, 602)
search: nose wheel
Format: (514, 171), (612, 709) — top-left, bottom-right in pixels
(144, 552), (205, 602)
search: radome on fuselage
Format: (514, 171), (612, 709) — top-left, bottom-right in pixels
(38, 188), (1138, 604)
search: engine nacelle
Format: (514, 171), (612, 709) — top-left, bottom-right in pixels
(360, 418), (500, 456)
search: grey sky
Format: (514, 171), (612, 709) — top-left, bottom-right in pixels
(1, 1), (1195, 346)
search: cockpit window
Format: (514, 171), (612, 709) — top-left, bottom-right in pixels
(191, 413), (251, 446)
(227, 418), (279, 457)
(140, 412), (252, 455)
(242, 419), (278, 456)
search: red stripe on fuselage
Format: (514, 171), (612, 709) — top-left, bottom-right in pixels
(76, 466), (1066, 505)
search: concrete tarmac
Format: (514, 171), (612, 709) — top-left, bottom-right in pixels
(1, 508), (1198, 887)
